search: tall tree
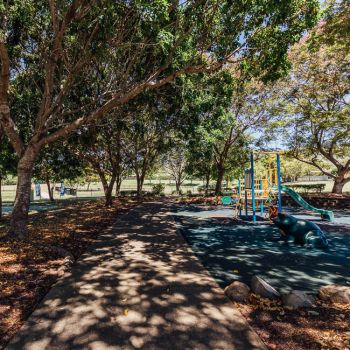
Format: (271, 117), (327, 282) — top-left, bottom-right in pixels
(0, 1), (319, 237)
(271, 1), (350, 193)
(76, 119), (130, 206)
(124, 114), (169, 197)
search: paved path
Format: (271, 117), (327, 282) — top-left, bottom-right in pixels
(6, 201), (266, 350)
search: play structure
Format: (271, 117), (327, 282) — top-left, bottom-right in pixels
(224, 152), (334, 222)
(273, 213), (329, 249)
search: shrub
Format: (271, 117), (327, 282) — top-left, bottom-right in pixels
(152, 183), (165, 195)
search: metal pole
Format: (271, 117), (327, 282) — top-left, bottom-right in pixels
(244, 175), (248, 218)
(251, 153), (256, 223)
(276, 153), (282, 213)
(238, 179), (242, 217)
(260, 179), (264, 216)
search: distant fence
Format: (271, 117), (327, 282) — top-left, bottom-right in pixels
(296, 175), (331, 182)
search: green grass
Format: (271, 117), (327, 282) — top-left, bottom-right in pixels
(2, 179), (349, 204)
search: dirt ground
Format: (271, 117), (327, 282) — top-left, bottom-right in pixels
(0, 198), (137, 349)
(1, 198), (349, 350)
(236, 295), (350, 350)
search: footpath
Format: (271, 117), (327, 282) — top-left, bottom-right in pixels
(6, 201), (265, 350)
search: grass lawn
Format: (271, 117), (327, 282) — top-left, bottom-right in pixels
(2, 179), (349, 205)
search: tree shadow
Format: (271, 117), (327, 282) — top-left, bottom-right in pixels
(5, 201), (265, 350)
(174, 204), (350, 292)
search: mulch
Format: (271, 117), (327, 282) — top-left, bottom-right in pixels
(0, 198), (138, 350)
(235, 295), (350, 350)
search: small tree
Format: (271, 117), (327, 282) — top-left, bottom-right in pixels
(163, 143), (188, 194)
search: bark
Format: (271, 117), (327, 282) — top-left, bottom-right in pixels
(97, 171), (116, 206)
(136, 173), (145, 197)
(331, 176), (349, 194)
(205, 173), (210, 194)
(46, 178), (54, 201)
(215, 165), (225, 195)
(9, 147), (38, 239)
(0, 176), (2, 221)
(175, 181), (181, 193)
(115, 176), (122, 197)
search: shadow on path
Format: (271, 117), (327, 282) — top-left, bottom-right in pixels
(6, 201), (265, 350)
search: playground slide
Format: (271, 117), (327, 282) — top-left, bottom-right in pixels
(280, 185), (334, 222)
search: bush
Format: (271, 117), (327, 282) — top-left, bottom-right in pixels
(186, 190), (192, 196)
(197, 186), (204, 193)
(287, 183), (326, 193)
(152, 183), (165, 195)
(3, 175), (17, 185)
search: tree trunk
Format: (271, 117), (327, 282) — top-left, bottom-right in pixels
(215, 165), (225, 195)
(136, 173), (145, 197)
(331, 177), (347, 194)
(97, 171), (116, 207)
(115, 176), (122, 198)
(46, 178), (54, 201)
(9, 149), (37, 239)
(0, 176), (2, 221)
(205, 173), (210, 194)
(175, 180), (181, 193)
(105, 186), (114, 206)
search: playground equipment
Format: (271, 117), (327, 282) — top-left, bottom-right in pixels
(234, 152), (334, 222)
(279, 185), (334, 221)
(234, 152), (282, 223)
(273, 213), (329, 249)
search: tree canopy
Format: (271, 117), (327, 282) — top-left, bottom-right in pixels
(269, 0), (350, 193)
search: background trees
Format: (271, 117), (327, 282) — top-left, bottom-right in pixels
(163, 141), (188, 194)
(33, 143), (84, 201)
(0, 0), (319, 237)
(270, 0), (350, 193)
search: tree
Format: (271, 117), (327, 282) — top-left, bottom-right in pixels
(0, 0), (319, 237)
(163, 142), (188, 194)
(272, 1), (350, 193)
(0, 129), (16, 219)
(76, 119), (130, 206)
(123, 113), (169, 197)
(192, 75), (273, 194)
(33, 142), (84, 201)
(186, 136), (215, 193)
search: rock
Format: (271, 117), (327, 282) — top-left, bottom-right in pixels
(282, 291), (315, 309)
(319, 284), (350, 304)
(307, 310), (320, 316)
(224, 281), (250, 302)
(251, 276), (280, 300)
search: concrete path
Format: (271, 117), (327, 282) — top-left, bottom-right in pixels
(6, 201), (266, 350)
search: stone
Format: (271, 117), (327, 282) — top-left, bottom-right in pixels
(319, 284), (350, 304)
(282, 290), (315, 309)
(224, 281), (250, 302)
(251, 276), (280, 300)
(307, 310), (320, 316)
